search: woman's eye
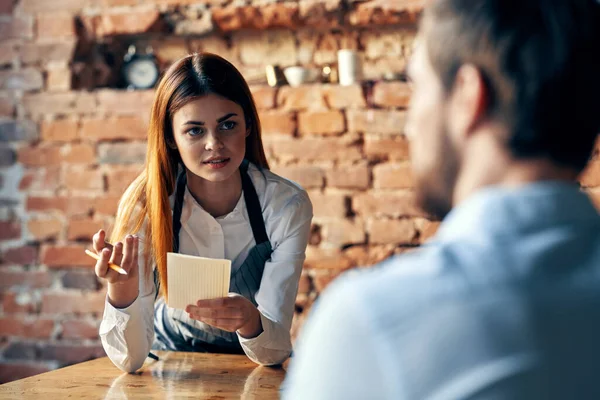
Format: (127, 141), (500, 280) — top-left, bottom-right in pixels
(187, 127), (204, 137)
(220, 121), (237, 131)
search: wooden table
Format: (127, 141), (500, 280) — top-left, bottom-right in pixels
(0, 351), (288, 399)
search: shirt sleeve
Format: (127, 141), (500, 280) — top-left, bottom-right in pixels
(99, 240), (156, 373)
(281, 279), (396, 400)
(238, 191), (313, 366)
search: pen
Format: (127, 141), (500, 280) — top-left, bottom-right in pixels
(84, 249), (128, 275)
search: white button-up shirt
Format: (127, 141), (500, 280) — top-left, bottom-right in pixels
(99, 164), (313, 372)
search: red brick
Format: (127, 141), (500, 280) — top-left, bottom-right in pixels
(319, 218), (365, 246)
(362, 30), (406, 60)
(96, 89), (154, 116)
(64, 167), (103, 192)
(348, 0), (423, 26)
(67, 218), (102, 241)
(0, 69), (43, 91)
(322, 85), (367, 109)
(21, 0), (94, 12)
(147, 38), (189, 63)
(0, 362), (51, 384)
(298, 110), (345, 136)
(364, 134), (411, 161)
(2, 291), (38, 314)
(580, 161), (600, 187)
(342, 244), (396, 267)
(373, 162), (413, 189)
(277, 85), (327, 111)
(250, 86), (276, 110)
(41, 290), (106, 314)
(0, 220), (20, 240)
(312, 268), (344, 292)
(26, 196), (95, 216)
(86, 10), (162, 36)
(415, 219), (441, 243)
(0, 317), (54, 338)
(0, 15), (33, 40)
(36, 13), (75, 38)
(1, 246), (38, 266)
(237, 29), (297, 67)
(325, 162), (370, 189)
(61, 320), (99, 340)
(46, 67), (72, 92)
(0, 270), (52, 291)
(372, 82), (412, 108)
(0, 92), (15, 116)
(304, 247), (354, 270)
(259, 111), (296, 137)
(80, 116), (148, 141)
(0, 119), (38, 141)
(347, 109), (407, 134)
(0, 0), (14, 14)
(40, 344), (105, 366)
(23, 92), (95, 118)
(105, 165), (143, 194)
(93, 196), (121, 216)
(214, 4), (299, 32)
(20, 41), (77, 65)
(61, 143), (96, 165)
(272, 165), (324, 189)
(368, 218), (417, 244)
(98, 0), (138, 5)
(40, 119), (79, 142)
(353, 192), (424, 218)
(27, 217), (63, 241)
(300, 0), (343, 29)
(307, 191), (347, 218)
(269, 137), (362, 163)
(61, 270), (100, 290)
(41, 244), (91, 268)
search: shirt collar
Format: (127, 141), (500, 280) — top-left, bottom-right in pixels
(180, 185), (247, 224)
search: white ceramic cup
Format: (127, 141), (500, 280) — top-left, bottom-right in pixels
(337, 49), (361, 86)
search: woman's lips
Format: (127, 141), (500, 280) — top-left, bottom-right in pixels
(203, 157), (230, 169)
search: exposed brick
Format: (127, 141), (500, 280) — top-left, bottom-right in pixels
(41, 290), (106, 314)
(174, 13), (213, 36)
(304, 246), (353, 270)
(353, 192), (424, 218)
(23, 92), (95, 118)
(580, 161), (600, 188)
(325, 162), (370, 189)
(0, 120), (38, 142)
(0, 69), (43, 91)
(86, 10), (162, 36)
(368, 218), (417, 244)
(259, 111), (296, 137)
(372, 82), (412, 108)
(347, 109), (407, 134)
(362, 30), (407, 60)
(18, 167), (60, 192)
(41, 244), (91, 268)
(307, 191), (347, 218)
(20, 41), (77, 65)
(147, 38), (189, 64)
(0, 147), (15, 167)
(0, 220), (20, 240)
(373, 162), (413, 189)
(319, 218), (365, 246)
(363, 57), (409, 81)
(26, 196), (95, 216)
(214, 4), (299, 32)
(61, 320), (99, 340)
(80, 116), (148, 141)
(18, 146), (63, 167)
(299, 0), (343, 29)
(64, 167), (103, 192)
(312, 268), (344, 292)
(269, 137), (362, 163)
(0, 15), (33, 40)
(61, 270), (100, 291)
(61, 143), (96, 165)
(21, 0), (94, 12)
(96, 90), (154, 116)
(0, 362), (51, 384)
(36, 12), (75, 38)
(322, 85), (367, 109)
(415, 218), (441, 243)
(348, 0), (423, 26)
(0, 270), (51, 291)
(364, 134), (411, 161)
(250, 86), (276, 110)
(46, 67), (72, 92)
(272, 165), (324, 189)
(189, 36), (238, 65)
(277, 85), (327, 111)
(27, 217), (63, 241)
(3, 342), (37, 360)
(40, 344), (105, 366)
(40, 119), (79, 142)
(0, 0), (14, 14)
(67, 218), (102, 241)
(237, 30), (297, 67)
(105, 164), (143, 194)
(0, 317), (54, 338)
(93, 196), (121, 216)
(298, 110), (345, 136)
(342, 244), (396, 267)
(0, 92), (15, 116)
(1, 246), (38, 266)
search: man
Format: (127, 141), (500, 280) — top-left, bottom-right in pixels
(283, 0), (600, 399)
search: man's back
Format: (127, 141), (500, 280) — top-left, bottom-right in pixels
(284, 183), (600, 399)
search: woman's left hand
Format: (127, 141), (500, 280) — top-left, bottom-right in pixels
(186, 293), (263, 339)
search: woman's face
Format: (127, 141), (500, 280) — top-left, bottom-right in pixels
(171, 93), (248, 183)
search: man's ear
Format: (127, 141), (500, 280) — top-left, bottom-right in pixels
(447, 64), (489, 140)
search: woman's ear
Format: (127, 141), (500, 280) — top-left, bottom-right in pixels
(246, 128), (251, 138)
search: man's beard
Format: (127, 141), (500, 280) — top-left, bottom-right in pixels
(414, 127), (460, 221)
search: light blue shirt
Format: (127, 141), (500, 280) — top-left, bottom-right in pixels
(283, 182), (600, 400)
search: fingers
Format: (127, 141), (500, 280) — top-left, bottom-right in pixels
(95, 247), (112, 279)
(120, 235), (135, 274)
(109, 241), (124, 266)
(92, 230), (106, 253)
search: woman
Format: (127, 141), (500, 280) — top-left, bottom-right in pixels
(92, 53), (313, 372)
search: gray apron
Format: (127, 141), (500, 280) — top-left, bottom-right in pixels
(152, 160), (273, 354)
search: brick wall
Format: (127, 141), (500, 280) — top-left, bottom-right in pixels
(1, 0), (599, 384)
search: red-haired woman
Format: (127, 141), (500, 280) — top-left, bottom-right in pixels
(91, 53), (313, 372)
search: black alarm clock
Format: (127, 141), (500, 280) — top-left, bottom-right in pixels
(122, 45), (159, 90)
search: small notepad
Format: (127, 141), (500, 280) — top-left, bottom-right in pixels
(166, 252), (231, 310)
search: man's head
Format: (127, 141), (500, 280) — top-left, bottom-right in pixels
(405, 0), (600, 219)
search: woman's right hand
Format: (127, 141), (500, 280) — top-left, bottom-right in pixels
(93, 229), (140, 308)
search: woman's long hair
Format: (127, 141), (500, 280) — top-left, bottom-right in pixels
(110, 53), (269, 300)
